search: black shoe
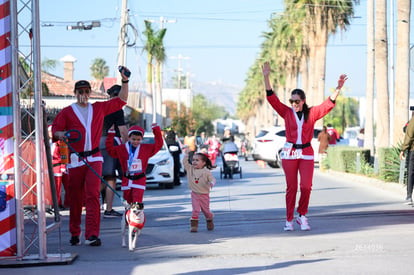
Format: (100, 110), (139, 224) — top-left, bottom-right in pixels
(85, 235), (101, 246)
(70, 236), (81, 246)
(103, 209), (122, 218)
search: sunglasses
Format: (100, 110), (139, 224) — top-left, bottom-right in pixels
(76, 88), (91, 95)
(289, 99), (301, 105)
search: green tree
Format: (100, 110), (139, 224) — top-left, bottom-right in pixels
(192, 94), (228, 135)
(90, 58), (109, 81)
(41, 58), (58, 73)
(323, 95), (359, 135)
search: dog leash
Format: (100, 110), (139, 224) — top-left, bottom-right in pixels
(62, 130), (128, 207)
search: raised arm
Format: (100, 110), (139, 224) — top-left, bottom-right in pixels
(262, 62), (272, 91)
(330, 74), (348, 101)
(118, 66), (131, 102)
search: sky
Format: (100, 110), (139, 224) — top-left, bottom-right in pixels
(36, 0), (414, 107)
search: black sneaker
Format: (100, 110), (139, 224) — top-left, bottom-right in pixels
(404, 197), (413, 205)
(70, 236), (81, 246)
(103, 209), (122, 218)
(85, 235), (101, 246)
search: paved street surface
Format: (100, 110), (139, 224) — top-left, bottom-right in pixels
(2, 157), (413, 274)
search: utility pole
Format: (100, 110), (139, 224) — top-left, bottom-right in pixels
(117, 0), (128, 84)
(170, 54), (190, 114)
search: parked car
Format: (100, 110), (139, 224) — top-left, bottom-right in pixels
(251, 126), (321, 168)
(142, 133), (175, 189)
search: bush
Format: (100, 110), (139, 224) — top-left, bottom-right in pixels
(326, 146), (370, 173)
(377, 146), (404, 183)
(323, 145), (405, 184)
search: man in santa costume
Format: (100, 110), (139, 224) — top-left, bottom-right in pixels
(52, 67), (130, 246)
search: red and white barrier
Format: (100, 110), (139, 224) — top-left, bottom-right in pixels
(0, 0), (16, 257)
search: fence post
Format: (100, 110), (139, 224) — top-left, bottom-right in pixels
(356, 152), (361, 173)
(399, 158), (406, 185)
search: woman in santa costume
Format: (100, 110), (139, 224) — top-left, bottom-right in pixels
(105, 124), (163, 205)
(262, 61), (347, 231)
(52, 67), (130, 246)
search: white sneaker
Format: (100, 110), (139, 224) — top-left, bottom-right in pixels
(296, 215), (311, 231)
(283, 220), (294, 231)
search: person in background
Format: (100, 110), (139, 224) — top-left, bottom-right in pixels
(197, 131), (208, 152)
(99, 84), (128, 218)
(52, 67), (130, 247)
(183, 149), (216, 233)
(357, 128), (365, 148)
(327, 123), (340, 146)
(206, 134), (220, 166)
(106, 123), (163, 205)
(48, 125), (68, 209)
(165, 128), (182, 186)
(184, 130), (196, 163)
(317, 126), (331, 155)
(317, 126), (331, 170)
(262, 61), (347, 231)
(220, 127), (235, 178)
(399, 112), (414, 206)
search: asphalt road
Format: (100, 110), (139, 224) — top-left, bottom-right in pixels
(2, 157), (413, 275)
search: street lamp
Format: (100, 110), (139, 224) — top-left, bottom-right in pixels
(67, 21), (101, 31)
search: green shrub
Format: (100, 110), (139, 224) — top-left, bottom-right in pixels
(377, 146), (403, 183)
(326, 146), (370, 173)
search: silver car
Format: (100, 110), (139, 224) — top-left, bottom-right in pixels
(251, 126), (321, 168)
(142, 133), (175, 189)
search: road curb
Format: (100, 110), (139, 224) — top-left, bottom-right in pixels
(317, 168), (406, 198)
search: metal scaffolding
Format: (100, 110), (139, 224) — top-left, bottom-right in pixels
(0, 0), (75, 266)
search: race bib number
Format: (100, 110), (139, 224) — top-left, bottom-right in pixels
(281, 142), (293, 158)
(129, 159), (142, 173)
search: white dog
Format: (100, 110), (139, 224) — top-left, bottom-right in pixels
(121, 202), (145, 251)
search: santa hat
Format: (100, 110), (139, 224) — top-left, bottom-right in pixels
(128, 126), (145, 137)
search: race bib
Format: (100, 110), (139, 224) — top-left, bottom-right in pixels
(281, 142), (293, 158)
(129, 159), (142, 173)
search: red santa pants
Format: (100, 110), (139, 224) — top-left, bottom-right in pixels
(191, 191), (213, 220)
(123, 188), (145, 204)
(282, 158), (314, 221)
(68, 161), (102, 239)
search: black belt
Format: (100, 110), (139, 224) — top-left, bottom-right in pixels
(124, 173), (146, 180)
(293, 143), (311, 149)
(77, 147), (99, 157)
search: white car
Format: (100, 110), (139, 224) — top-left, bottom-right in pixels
(142, 133), (175, 189)
(251, 126), (321, 168)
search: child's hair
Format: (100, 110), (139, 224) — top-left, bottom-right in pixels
(195, 152), (216, 170)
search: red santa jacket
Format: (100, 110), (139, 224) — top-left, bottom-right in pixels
(267, 93), (335, 160)
(52, 97), (126, 168)
(105, 125), (163, 190)
(51, 141), (66, 176)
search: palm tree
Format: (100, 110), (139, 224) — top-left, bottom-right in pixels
(143, 20), (157, 124)
(90, 58), (109, 81)
(393, 0), (411, 145)
(375, 0), (390, 148)
(153, 27), (167, 126)
(41, 58), (58, 73)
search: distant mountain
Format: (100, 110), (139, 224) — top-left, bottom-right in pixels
(191, 80), (242, 116)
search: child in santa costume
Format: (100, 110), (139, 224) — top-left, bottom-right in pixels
(262, 61), (347, 231)
(105, 124), (162, 205)
(183, 150), (216, 232)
